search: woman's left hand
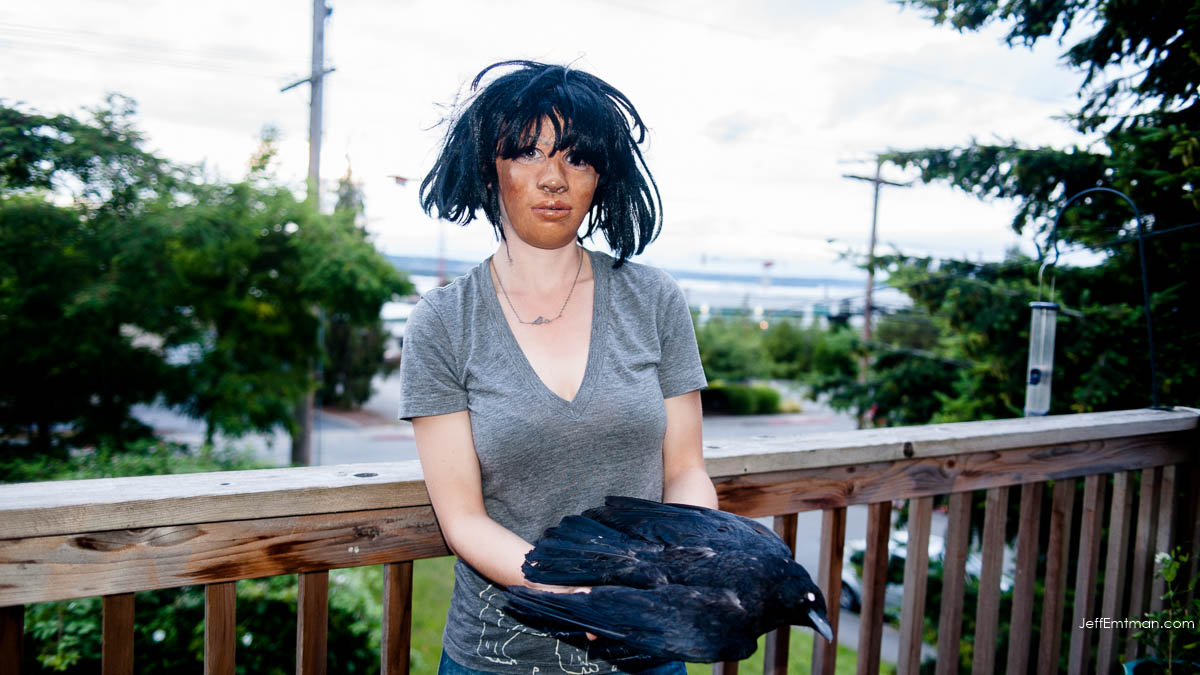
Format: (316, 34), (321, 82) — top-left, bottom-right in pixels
(526, 582), (597, 640)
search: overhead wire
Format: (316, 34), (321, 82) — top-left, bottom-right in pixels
(0, 21), (306, 81)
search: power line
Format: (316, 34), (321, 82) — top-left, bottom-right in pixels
(0, 22), (306, 80)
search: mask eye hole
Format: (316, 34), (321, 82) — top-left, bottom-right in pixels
(806, 592), (816, 602)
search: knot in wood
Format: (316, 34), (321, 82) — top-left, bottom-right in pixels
(354, 525), (381, 539)
(903, 441), (915, 458)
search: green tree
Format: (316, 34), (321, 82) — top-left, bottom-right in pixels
(0, 99), (411, 451)
(318, 165), (413, 409)
(1, 98), (184, 454)
(874, 0), (1200, 421)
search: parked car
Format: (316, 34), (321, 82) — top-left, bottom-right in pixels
(840, 530), (1014, 614)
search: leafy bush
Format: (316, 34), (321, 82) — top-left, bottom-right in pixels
(1130, 549), (1200, 672)
(702, 383), (781, 415)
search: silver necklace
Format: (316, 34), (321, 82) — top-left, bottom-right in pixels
(492, 247), (584, 326)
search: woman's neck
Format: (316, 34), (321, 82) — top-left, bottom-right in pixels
(493, 238), (589, 293)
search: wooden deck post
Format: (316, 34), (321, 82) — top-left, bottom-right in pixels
(763, 514), (798, 675)
(897, 497), (932, 675)
(298, 570), (329, 675)
(1038, 479), (1076, 675)
(205, 582), (236, 675)
(1068, 474), (1107, 672)
(102, 593), (135, 675)
(1126, 467), (1161, 661)
(1098, 472), (1134, 672)
(972, 486), (1009, 675)
(1006, 482), (1044, 674)
(1, 604), (23, 675)
(383, 562), (414, 675)
(935, 492), (971, 675)
(1150, 464), (1178, 615)
(857, 501), (892, 675)
(811, 507), (846, 675)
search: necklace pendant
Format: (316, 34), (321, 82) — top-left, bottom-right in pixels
(532, 316), (547, 325)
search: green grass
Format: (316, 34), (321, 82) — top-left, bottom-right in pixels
(411, 557), (456, 674)
(411, 556), (891, 675)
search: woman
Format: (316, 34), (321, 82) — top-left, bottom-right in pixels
(400, 60), (716, 675)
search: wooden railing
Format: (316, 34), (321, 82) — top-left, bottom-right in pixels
(1, 407), (1197, 674)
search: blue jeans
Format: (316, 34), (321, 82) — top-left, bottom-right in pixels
(438, 649), (689, 675)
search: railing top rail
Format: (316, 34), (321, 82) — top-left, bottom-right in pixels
(702, 406), (1197, 477)
(1, 407), (1195, 540)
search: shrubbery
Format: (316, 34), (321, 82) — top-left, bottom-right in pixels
(701, 383), (782, 415)
(693, 315), (860, 415)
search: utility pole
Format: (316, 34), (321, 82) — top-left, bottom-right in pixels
(843, 158), (908, 342)
(281, 0), (334, 466)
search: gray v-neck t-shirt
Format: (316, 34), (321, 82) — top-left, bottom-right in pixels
(398, 248), (706, 674)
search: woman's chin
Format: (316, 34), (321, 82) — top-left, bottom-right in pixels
(508, 226), (583, 251)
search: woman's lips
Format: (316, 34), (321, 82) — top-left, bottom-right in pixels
(532, 201), (572, 220)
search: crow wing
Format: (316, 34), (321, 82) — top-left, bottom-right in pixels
(522, 513), (671, 587)
(582, 496), (792, 559)
(503, 584), (762, 663)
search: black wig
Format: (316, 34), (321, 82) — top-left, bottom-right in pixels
(420, 60), (662, 266)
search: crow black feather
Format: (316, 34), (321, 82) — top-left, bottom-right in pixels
(501, 496), (833, 664)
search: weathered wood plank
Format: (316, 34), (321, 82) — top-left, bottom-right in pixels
(713, 432), (1190, 518)
(1150, 464), (1178, 614)
(0, 505), (449, 606)
(1037, 479), (1076, 675)
(1185, 462), (1200, 610)
(382, 561), (414, 675)
(1098, 472), (1134, 673)
(898, 497), (932, 675)
(935, 492), (971, 675)
(0, 604), (23, 675)
(0, 461), (431, 540)
(102, 593), (135, 675)
(857, 501), (891, 675)
(1068, 475), (1106, 673)
(297, 571), (328, 675)
(205, 582), (236, 675)
(703, 408), (1199, 478)
(763, 514), (798, 675)
(1005, 482), (1043, 675)
(812, 507), (846, 675)
(1126, 467), (1160, 662)
(972, 487), (1009, 675)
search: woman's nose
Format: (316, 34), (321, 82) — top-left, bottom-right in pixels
(538, 156), (568, 193)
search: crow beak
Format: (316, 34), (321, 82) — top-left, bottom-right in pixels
(809, 609), (834, 642)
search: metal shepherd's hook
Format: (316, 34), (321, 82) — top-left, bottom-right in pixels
(1043, 187), (1164, 410)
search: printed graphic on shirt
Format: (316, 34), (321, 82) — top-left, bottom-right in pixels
(474, 585), (605, 674)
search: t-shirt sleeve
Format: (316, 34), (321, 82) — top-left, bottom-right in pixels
(656, 271), (708, 399)
(397, 297), (469, 420)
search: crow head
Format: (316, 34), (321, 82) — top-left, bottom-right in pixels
(780, 563), (833, 642)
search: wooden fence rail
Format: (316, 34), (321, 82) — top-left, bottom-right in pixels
(1, 408), (1196, 674)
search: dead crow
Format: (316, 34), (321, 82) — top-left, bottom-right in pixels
(502, 496), (834, 665)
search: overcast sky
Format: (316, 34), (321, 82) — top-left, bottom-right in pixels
(3, 0), (1090, 279)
